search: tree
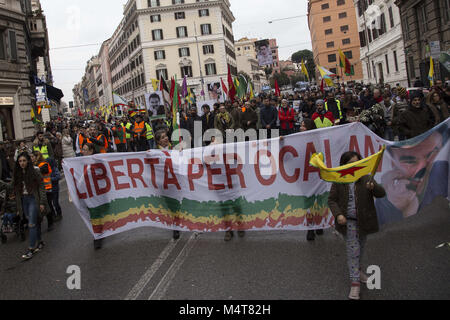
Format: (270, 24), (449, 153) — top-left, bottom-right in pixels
(289, 74), (306, 87)
(270, 72), (290, 88)
(291, 49), (316, 81)
(264, 67), (273, 78)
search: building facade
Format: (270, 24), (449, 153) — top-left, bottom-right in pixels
(355, 0), (408, 87)
(269, 38), (281, 75)
(395, 0), (450, 86)
(0, 0), (54, 141)
(308, 0), (363, 83)
(76, 0), (238, 109)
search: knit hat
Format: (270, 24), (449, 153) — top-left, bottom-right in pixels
(316, 99), (325, 106)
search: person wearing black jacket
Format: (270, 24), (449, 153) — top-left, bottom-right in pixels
(201, 104), (215, 134)
(260, 97), (278, 139)
(184, 106), (202, 148)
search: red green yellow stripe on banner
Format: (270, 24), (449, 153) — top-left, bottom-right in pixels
(88, 194), (331, 234)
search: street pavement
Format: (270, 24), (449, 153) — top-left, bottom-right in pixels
(0, 179), (449, 300)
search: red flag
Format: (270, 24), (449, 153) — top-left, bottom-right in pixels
(227, 65), (236, 102)
(274, 79), (281, 97)
(78, 109), (83, 117)
(170, 77), (175, 101)
(221, 77), (228, 96)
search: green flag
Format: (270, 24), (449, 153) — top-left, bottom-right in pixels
(237, 74), (248, 99)
(172, 75), (179, 144)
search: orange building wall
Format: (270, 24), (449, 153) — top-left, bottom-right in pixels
(308, 0), (363, 83)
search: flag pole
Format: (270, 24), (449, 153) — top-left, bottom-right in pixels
(370, 145), (386, 180)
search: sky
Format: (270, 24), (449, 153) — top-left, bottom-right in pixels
(41, 0), (312, 103)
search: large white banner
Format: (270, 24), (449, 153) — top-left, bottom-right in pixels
(63, 120), (450, 239)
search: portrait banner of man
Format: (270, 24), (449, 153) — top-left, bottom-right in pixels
(375, 120), (450, 225)
(207, 82), (222, 102)
(145, 91), (164, 117)
(255, 39), (274, 67)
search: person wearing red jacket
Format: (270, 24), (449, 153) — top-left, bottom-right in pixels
(311, 99), (335, 129)
(278, 99), (296, 136)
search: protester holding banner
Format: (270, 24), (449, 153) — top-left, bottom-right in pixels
(214, 105), (234, 141)
(112, 118), (128, 152)
(398, 91), (434, 140)
(13, 152), (47, 260)
(328, 151), (386, 300)
(312, 100), (334, 129)
(154, 130), (180, 240)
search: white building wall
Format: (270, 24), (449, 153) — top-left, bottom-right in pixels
(356, 0), (408, 87)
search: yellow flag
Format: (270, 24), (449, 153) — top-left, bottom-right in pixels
(151, 79), (159, 92)
(428, 56), (434, 87)
(301, 59), (309, 81)
(309, 146), (386, 183)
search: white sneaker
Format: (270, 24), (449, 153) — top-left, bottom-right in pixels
(348, 284), (360, 300)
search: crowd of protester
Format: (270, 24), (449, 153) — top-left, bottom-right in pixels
(0, 79), (449, 258)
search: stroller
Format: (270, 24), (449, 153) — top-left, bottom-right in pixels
(0, 185), (26, 244)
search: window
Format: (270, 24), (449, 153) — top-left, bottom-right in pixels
(205, 63), (217, 75)
(444, 0), (450, 23)
(201, 24), (212, 35)
(340, 25), (349, 32)
(148, 0), (160, 7)
(420, 5), (428, 32)
(344, 50), (352, 59)
(175, 12), (185, 20)
(199, 9), (209, 17)
(330, 68), (337, 74)
(339, 12), (347, 19)
(323, 16), (331, 22)
(379, 13), (387, 35)
(342, 38), (351, 45)
(409, 56), (415, 78)
(385, 54), (390, 74)
(203, 44), (214, 54)
(176, 26), (188, 38)
(402, 16), (409, 40)
(181, 66), (193, 78)
(179, 47), (190, 57)
(325, 28), (333, 35)
(337, 0), (345, 5)
(154, 50), (165, 60)
(156, 68), (168, 80)
(367, 27), (372, 42)
(0, 31), (5, 60)
(393, 50), (399, 72)
(328, 54), (336, 62)
(172, 0), (184, 4)
(8, 30), (17, 62)
(322, 3), (329, 9)
(152, 29), (163, 40)
(388, 7), (394, 28)
(326, 41), (334, 48)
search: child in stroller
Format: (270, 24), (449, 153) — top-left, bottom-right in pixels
(0, 185), (25, 243)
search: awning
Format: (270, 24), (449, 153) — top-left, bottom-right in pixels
(46, 84), (64, 103)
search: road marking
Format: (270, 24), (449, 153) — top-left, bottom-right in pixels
(148, 233), (199, 300)
(124, 238), (180, 300)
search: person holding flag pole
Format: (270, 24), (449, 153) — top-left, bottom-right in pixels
(311, 147), (386, 300)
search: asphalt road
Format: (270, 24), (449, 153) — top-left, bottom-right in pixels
(0, 179), (449, 300)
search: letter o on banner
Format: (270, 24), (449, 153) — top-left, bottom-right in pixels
(254, 149), (277, 186)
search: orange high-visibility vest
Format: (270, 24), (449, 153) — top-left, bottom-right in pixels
(96, 134), (108, 153)
(113, 126), (127, 145)
(133, 121), (145, 138)
(38, 161), (53, 191)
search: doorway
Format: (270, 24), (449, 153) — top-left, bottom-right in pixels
(378, 63), (384, 85)
(0, 107), (16, 141)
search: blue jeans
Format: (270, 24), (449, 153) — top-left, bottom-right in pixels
(384, 127), (394, 141)
(21, 195), (41, 248)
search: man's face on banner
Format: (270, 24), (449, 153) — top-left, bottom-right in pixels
(382, 132), (444, 217)
(149, 96), (160, 110)
(260, 45), (270, 57)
